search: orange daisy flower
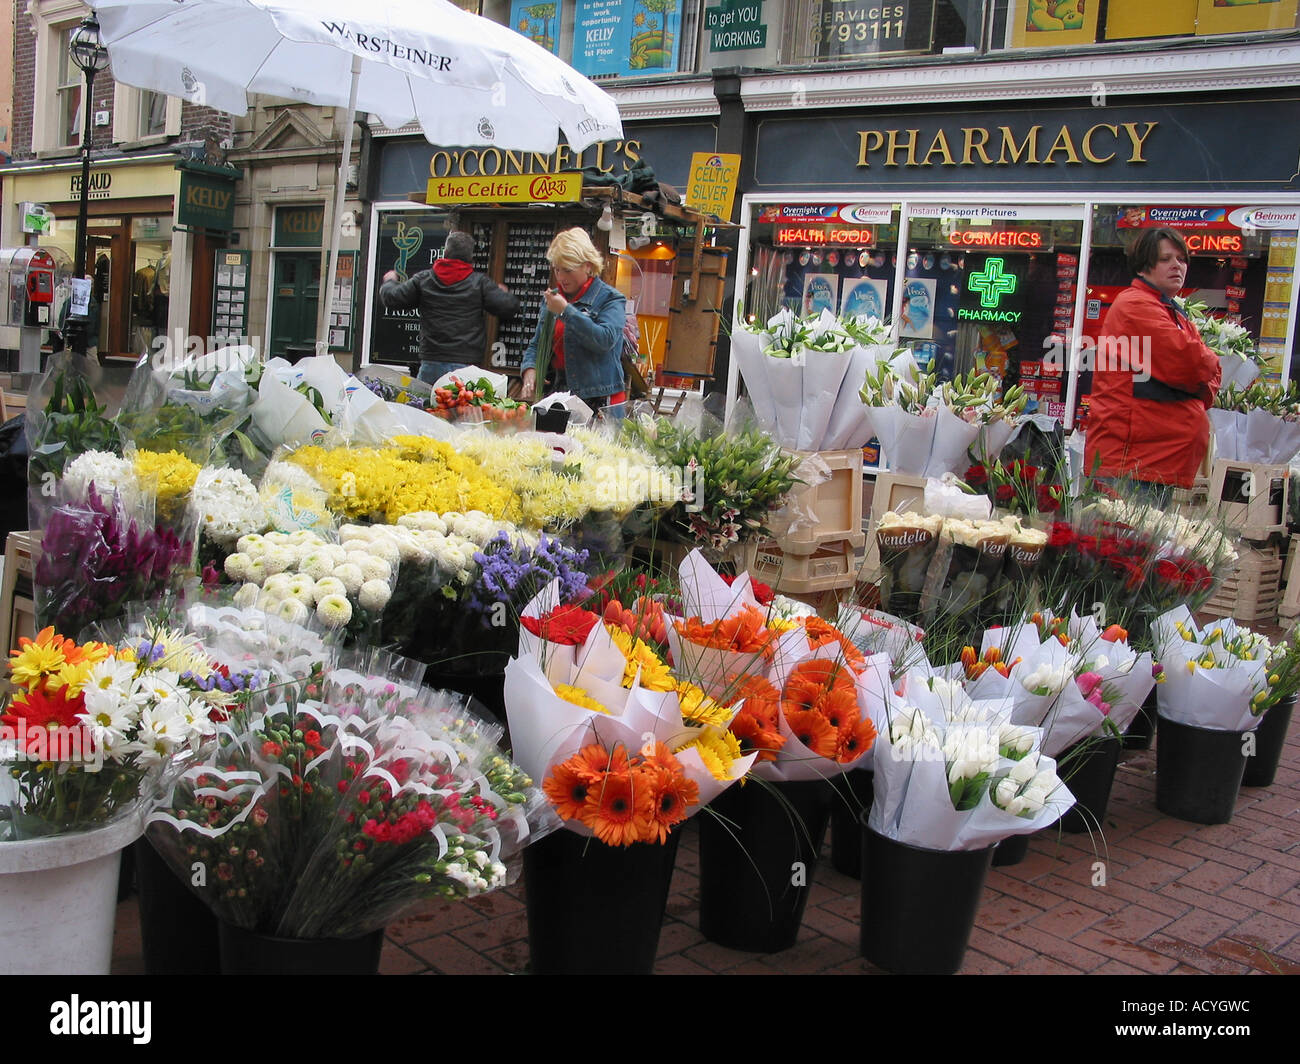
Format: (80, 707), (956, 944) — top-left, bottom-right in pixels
(818, 684), (862, 739)
(782, 658), (855, 712)
(580, 769), (654, 847)
(643, 763), (699, 843)
(729, 709), (785, 763)
(573, 743), (628, 782)
(802, 617), (865, 672)
(543, 758), (595, 822)
(837, 715), (878, 763)
(675, 605), (777, 656)
(783, 707), (839, 759)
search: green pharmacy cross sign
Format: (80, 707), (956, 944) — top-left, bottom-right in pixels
(705, 0), (766, 51)
(968, 257), (1018, 308)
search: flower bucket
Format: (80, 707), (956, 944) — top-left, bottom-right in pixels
(523, 827), (680, 974)
(699, 778), (832, 953)
(829, 768), (873, 878)
(1156, 713), (1249, 825)
(533, 406), (571, 434)
(1123, 688), (1157, 751)
(991, 831), (1032, 867)
(1243, 695), (1296, 789)
(218, 922), (386, 975)
(0, 813), (142, 974)
(1057, 735), (1123, 835)
(134, 838), (221, 975)
(860, 819), (994, 975)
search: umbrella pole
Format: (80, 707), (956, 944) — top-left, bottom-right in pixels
(317, 53), (362, 357)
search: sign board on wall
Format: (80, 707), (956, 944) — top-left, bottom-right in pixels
(685, 153), (741, 219)
(424, 172), (582, 204)
(509, 0), (566, 54)
(704, 0), (767, 51)
(572, 0), (682, 77)
(752, 96), (1300, 191)
(212, 249), (251, 343)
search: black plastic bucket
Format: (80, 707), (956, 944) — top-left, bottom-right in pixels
(860, 819), (993, 975)
(523, 827), (680, 974)
(699, 778), (832, 953)
(1156, 713), (1249, 825)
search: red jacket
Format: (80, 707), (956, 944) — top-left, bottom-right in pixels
(1083, 278), (1221, 489)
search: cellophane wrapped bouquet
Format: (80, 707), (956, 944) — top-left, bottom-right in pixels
(1151, 607), (1292, 733)
(504, 559), (761, 846)
(955, 611), (1159, 757)
(664, 551), (883, 783)
(1210, 381), (1300, 464)
(146, 636), (553, 939)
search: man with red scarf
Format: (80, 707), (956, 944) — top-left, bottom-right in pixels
(381, 231), (519, 384)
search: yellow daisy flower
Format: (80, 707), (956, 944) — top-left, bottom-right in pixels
(554, 684), (607, 713)
(676, 727), (743, 781)
(676, 681), (733, 727)
(606, 625), (675, 691)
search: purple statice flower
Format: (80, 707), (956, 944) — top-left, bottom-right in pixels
(465, 532), (589, 626)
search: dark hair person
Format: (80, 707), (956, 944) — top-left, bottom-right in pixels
(1083, 227), (1221, 496)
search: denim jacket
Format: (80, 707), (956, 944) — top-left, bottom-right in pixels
(520, 277), (625, 399)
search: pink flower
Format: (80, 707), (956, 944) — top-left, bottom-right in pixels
(1076, 671), (1103, 698)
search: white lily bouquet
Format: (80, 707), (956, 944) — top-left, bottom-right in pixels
(868, 671), (1074, 851)
(1178, 298), (1263, 391)
(732, 307), (909, 450)
(1209, 382), (1300, 464)
(1152, 606), (1280, 732)
(859, 360), (1026, 476)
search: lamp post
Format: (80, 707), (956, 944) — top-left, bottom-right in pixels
(68, 14), (107, 356)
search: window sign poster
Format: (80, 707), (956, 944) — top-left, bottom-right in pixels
(510, 0), (565, 53)
(572, 0), (681, 77)
(803, 272), (837, 315)
(900, 278), (935, 339)
(840, 277), (887, 320)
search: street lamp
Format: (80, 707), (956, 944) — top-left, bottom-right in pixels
(68, 13), (108, 356)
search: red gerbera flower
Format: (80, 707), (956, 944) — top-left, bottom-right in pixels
(521, 605), (602, 645)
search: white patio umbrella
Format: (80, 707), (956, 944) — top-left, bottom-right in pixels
(90, 0), (624, 351)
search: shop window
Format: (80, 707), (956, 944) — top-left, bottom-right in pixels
(55, 24), (83, 149)
(782, 0), (981, 63)
(503, 0), (703, 77)
(112, 85), (182, 144)
(996, 0), (1298, 49)
(1084, 204), (1299, 386)
(742, 201), (902, 325)
(30, 1), (96, 154)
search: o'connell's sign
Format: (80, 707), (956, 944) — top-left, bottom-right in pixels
(425, 172), (583, 204)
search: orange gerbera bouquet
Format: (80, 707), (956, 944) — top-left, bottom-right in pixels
(505, 575), (759, 845)
(665, 551), (886, 781)
(543, 742), (699, 846)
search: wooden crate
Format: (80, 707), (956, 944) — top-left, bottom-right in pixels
(1202, 541), (1284, 624)
(0, 532), (39, 694)
(1208, 460), (1290, 539)
(737, 536), (864, 594)
(1278, 533), (1300, 626)
(775, 448), (865, 555)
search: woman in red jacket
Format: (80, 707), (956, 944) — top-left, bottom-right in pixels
(1084, 228), (1221, 496)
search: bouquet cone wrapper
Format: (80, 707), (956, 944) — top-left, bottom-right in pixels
(875, 512), (944, 619)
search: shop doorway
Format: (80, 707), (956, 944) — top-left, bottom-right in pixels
(270, 252), (321, 358)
